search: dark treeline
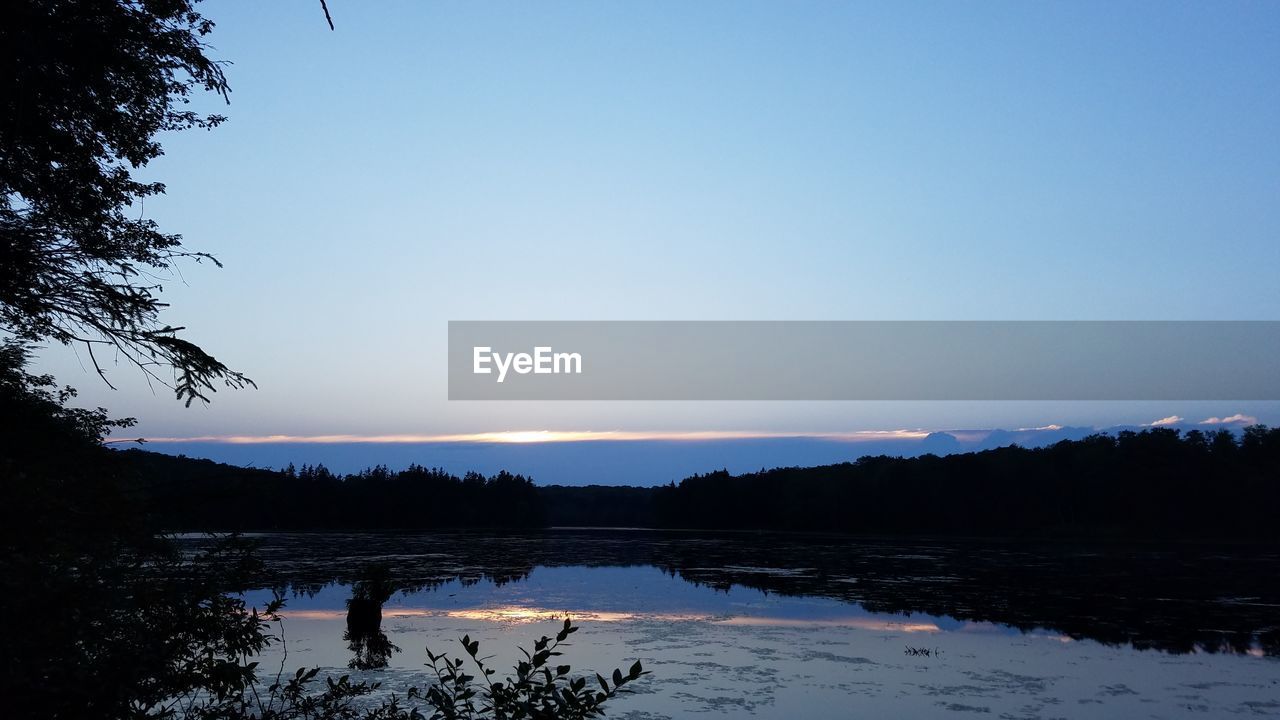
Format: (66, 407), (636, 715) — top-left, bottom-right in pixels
(652, 426), (1280, 538)
(127, 426), (1280, 539)
(127, 451), (544, 530)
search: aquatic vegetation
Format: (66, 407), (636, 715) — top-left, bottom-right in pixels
(418, 618), (648, 720)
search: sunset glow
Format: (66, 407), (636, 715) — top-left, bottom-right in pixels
(143, 429), (933, 445)
(274, 605), (945, 629)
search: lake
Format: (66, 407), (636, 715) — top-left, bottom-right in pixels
(196, 530), (1280, 718)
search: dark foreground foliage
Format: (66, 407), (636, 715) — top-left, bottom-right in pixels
(420, 619), (647, 720)
(137, 610), (645, 720)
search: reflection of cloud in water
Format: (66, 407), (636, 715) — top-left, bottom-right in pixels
(447, 608), (710, 624)
(284, 605), (930, 628)
(280, 604), (1035, 634)
(281, 606), (712, 623)
(716, 616), (941, 632)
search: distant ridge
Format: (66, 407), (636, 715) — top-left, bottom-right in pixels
(131, 418), (1260, 485)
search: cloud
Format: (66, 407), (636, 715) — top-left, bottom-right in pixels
(1147, 415), (1183, 427)
(139, 429), (933, 445)
(1199, 414), (1258, 426)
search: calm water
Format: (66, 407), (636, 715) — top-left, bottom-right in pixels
(194, 531), (1280, 719)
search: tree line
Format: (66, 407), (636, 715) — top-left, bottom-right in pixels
(126, 425), (1280, 539)
(127, 451), (545, 530)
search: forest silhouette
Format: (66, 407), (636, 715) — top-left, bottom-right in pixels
(126, 425), (1280, 539)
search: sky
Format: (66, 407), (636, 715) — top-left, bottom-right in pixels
(28, 0), (1280, 473)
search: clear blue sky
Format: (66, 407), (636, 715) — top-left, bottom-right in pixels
(31, 0), (1280, 442)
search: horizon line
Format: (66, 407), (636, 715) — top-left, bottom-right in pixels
(137, 429), (933, 445)
(124, 414), (1263, 446)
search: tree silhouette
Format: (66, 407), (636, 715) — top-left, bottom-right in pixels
(0, 0), (250, 404)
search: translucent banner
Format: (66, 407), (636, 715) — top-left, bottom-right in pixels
(447, 321), (1280, 401)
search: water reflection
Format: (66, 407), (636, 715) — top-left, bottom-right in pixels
(342, 566), (400, 669)
(199, 530), (1280, 657)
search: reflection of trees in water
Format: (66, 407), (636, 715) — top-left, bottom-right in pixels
(657, 539), (1280, 658)
(205, 531), (1280, 657)
(345, 629), (399, 671)
(343, 566), (400, 670)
